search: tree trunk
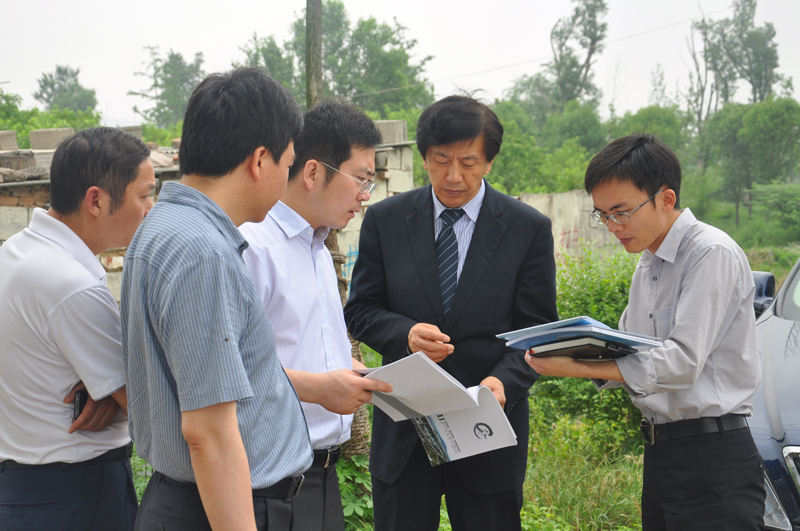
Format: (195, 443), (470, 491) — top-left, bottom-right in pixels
(305, 0), (323, 109)
(325, 231), (370, 459)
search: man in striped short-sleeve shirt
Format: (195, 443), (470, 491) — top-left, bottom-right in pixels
(121, 68), (313, 531)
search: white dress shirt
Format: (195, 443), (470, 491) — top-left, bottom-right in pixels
(597, 209), (761, 424)
(432, 179), (486, 282)
(241, 201), (353, 449)
(0, 208), (129, 464)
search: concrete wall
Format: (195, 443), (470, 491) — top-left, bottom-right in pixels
(337, 120), (416, 281)
(519, 189), (618, 258)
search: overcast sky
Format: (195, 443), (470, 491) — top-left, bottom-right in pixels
(3, 0), (798, 127)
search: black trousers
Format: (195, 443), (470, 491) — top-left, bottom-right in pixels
(291, 460), (345, 531)
(134, 472), (295, 531)
(641, 426), (766, 531)
(0, 455), (137, 530)
(372, 441), (523, 531)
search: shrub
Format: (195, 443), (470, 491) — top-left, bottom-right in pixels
(533, 243), (643, 454)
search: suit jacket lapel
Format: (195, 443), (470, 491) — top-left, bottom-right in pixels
(406, 186), (446, 326)
(445, 184), (507, 329)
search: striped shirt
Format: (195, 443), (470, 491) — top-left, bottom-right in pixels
(241, 201), (353, 449)
(432, 179), (486, 282)
(121, 182), (312, 488)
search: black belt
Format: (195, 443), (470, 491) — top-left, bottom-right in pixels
(640, 414), (748, 446)
(162, 472), (304, 503)
(0, 442), (133, 469)
(312, 446), (341, 469)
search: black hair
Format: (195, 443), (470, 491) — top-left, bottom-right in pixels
(415, 95), (503, 162)
(584, 133), (681, 209)
(288, 99), (382, 182)
(180, 67), (303, 177)
(49, 127), (150, 215)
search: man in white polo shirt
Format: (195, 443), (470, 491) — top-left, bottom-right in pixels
(0, 127), (155, 531)
(240, 99), (391, 531)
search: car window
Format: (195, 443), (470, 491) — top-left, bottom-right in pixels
(780, 268), (800, 321)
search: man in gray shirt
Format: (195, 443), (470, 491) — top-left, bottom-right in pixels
(527, 133), (765, 530)
(122, 68), (312, 531)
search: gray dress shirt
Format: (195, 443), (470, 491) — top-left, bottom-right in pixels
(121, 182), (312, 488)
(596, 208), (761, 424)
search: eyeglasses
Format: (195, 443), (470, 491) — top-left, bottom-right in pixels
(319, 161), (377, 195)
(591, 189), (664, 225)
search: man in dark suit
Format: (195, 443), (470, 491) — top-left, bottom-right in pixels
(344, 95), (559, 531)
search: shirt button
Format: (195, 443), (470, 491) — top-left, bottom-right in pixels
(652, 276), (657, 281)
(648, 313), (653, 318)
(651, 417), (655, 422)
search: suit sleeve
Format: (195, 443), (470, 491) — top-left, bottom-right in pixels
(345, 206), (418, 362)
(488, 216), (558, 400)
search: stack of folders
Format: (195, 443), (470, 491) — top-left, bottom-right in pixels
(497, 316), (663, 361)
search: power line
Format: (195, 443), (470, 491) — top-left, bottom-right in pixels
(349, 5), (733, 100)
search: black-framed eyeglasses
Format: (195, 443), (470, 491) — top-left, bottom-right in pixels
(591, 189), (664, 225)
(319, 161), (377, 195)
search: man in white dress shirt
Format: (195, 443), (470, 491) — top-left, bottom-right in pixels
(0, 127), (155, 531)
(240, 100), (392, 531)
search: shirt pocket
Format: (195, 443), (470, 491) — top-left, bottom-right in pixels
(653, 306), (673, 339)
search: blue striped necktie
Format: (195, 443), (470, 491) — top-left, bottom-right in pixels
(437, 208), (465, 318)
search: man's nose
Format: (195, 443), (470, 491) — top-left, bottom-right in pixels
(606, 218), (623, 232)
(446, 164), (462, 181)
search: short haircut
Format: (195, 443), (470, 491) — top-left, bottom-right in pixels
(49, 127), (151, 215)
(584, 133), (682, 209)
(288, 99), (382, 182)
(416, 95), (503, 162)
(180, 67), (303, 177)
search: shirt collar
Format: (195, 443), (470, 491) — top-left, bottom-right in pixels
(268, 201), (330, 243)
(158, 181), (249, 254)
(27, 208), (106, 280)
(431, 179), (486, 223)
(651, 208), (697, 264)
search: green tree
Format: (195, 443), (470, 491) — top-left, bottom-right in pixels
(129, 46), (205, 127)
(506, 0), (608, 128)
(33, 65), (98, 112)
(0, 89), (102, 149)
(607, 105), (685, 152)
(235, 1), (433, 115)
(541, 100), (605, 154)
(737, 96), (800, 185)
(235, 34), (295, 90)
(705, 102), (753, 227)
(718, 0), (785, 104)
(487, 118), (544, 195)
(751, 182), (800, 240)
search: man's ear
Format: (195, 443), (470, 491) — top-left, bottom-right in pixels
(422, 157), (429, 171)
(248, 146), (270, 181)
(83, 186), (105, 218)
(485, 157), (496, 175)
(661, 188), (677, 211)
(303, 160), (322, 191)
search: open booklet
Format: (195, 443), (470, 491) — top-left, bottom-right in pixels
(497, 316), (662, 360)
(355, 352), (517, 465)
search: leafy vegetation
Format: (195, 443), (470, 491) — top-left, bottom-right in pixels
(0, 89), (102, 148)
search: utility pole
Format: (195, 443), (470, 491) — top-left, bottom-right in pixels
(306, 0), (323, 108)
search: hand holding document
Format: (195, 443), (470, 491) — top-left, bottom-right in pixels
(356, 353), (517, 465)
(498, 316), (662, 361)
